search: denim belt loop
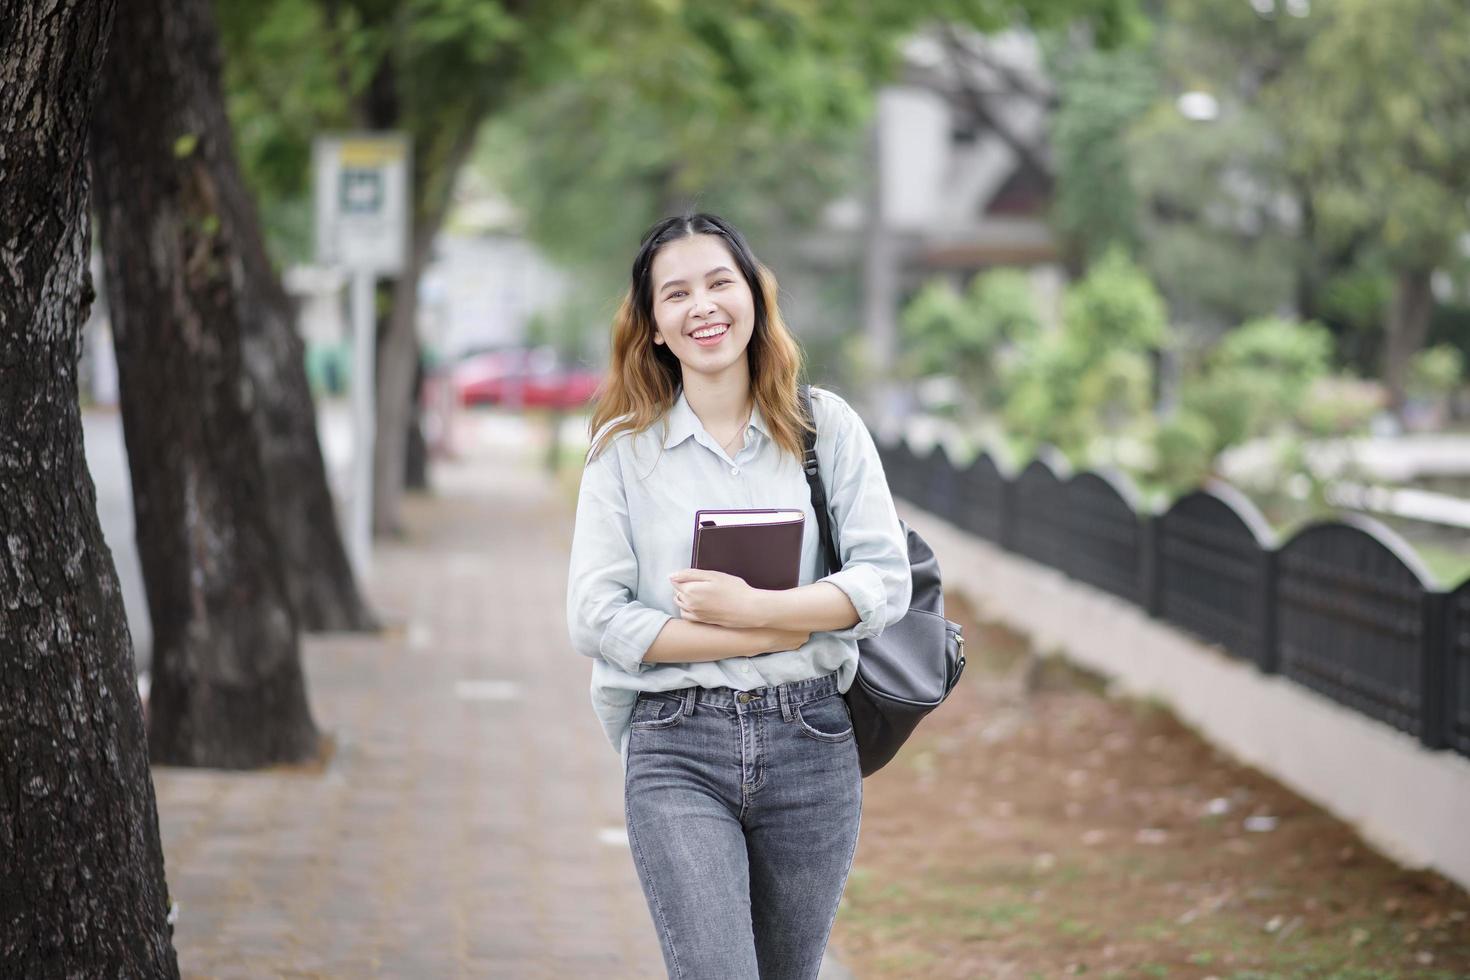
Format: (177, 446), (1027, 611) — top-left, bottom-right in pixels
(682, 686), (697, 717)
(777, 683), (794, 723)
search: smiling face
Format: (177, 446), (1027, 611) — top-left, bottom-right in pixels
(648, 234), (757, 386)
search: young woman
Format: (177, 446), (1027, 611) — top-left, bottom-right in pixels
(566, 213), (911, 979)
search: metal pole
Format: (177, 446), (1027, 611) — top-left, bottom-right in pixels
(862, 117), (901, 428)
(350, 269), (376, 578)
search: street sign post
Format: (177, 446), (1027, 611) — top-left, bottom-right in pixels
(313, 133), (410, 578)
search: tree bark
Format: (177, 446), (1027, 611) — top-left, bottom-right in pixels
(372, 115), (487, 534)
(0, 1), (180, 974)
(373, 245), (428, 535)
(404, 355), (430, 490)
(206, 86), (375, 630)
(340, 0), (537, 534)
(90, 0), (320, 767)
(1383, 267), (1435, 414)
(163, 0), (380, 631)
(243, 286), (380, 632)
(346, 0), (529, 534)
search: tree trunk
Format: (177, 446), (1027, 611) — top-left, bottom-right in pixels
(372, 120), (487, 534)
(207, 103), (375, 630)
(373, 243), (428, 535)
(349, 24), (514, 533)
(243, 289), (380, 632)
(161, 0), (379, 631)
(1292, 182), (1321, 324)
(862, 123), (901, 422)
(0, 2), (180, 974)
(404, 354), (430, 490)
(1383, 267), (1435, 414)
(90, 0), (319, 767)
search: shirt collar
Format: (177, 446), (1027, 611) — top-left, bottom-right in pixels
(661, 391), (701, 448)
(661, 389), (770, 449)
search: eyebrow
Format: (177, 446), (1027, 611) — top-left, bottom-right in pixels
(658, 266), (735, 295)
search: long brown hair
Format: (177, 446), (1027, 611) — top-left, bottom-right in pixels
(588, 213), (809, 461)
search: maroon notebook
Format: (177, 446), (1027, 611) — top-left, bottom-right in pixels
(690, 509), (805, 591)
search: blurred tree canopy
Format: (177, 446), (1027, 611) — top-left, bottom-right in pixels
(470, 0), (1145, 330)
(211, 0), (1148, 440)
(1178, 316), (1335, 453)
(1281, 0), (1470, 409)
(1050, 0), (1470, 411)
(216, 0), (562, 262)
(219, 0), (1143, 267)
(1050, 1), (1313, 330)
(905, 1), (1470, 499)
(1048, 45), (1155, 268)
(899, 269), (1042, 414)
(215, 0), (1144, 527)
(1000, 249), (1164, 464)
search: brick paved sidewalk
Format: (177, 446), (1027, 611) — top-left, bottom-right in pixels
(153, 447), (664, 977)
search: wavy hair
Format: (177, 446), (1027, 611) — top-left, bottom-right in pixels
(587, 213), (809, 461)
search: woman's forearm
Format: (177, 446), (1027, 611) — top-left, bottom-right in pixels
(643, 618), (799, 664)
(753, 582), (860, 633)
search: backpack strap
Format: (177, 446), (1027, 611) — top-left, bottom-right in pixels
(799, 384), (842, 577)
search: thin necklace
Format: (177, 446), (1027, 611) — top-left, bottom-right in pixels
(721, 405), (753, 456)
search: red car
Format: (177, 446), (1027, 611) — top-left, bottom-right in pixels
(448, 346), (602, 409)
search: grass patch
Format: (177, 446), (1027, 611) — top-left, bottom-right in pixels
(830, 599), (1470, 979)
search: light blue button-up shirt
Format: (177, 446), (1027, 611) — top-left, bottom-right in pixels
(566, 386), (912, 768)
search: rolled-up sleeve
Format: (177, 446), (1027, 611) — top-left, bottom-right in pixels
(816, 393), (912, 640)
(566, 447), (670, 675)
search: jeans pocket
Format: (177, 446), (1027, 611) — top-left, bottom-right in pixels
(629, 693), (688, 732)
(795, 694), (854, 743)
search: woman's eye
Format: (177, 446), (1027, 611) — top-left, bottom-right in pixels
(712, 279), (732, 287)
(667, 291), (686, 300)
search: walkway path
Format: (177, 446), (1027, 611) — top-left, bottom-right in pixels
(151, 443), (666, 976)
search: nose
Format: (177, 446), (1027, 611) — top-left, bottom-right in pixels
(691, 293), (717, 318)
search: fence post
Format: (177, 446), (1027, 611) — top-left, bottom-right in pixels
(1259, 546), (1279, 675)
(1450, 582), (1470, 758)
(1421, 591), (1450, 750)
(1143, 514), (1162, 617)
(997, 471), (1015, 552)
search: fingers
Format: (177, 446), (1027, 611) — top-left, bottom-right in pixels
(670, 569), (735, 585)
(674, 591), (707, 624)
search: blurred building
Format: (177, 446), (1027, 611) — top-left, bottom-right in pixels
(418, 231), (568, 362)
(286, 225), (569, 391)
(801, 27), (1066, 381)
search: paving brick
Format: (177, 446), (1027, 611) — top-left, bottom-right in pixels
(154, 449), (665, 978)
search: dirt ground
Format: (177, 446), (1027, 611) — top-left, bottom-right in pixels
(829, 596), (1470, 980)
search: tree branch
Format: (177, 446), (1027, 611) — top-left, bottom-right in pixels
(938, 25), (1053, 181)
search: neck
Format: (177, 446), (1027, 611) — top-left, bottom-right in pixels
(681, 362), (753, 431)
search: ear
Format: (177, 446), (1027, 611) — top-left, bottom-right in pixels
(653, 333), (665, 345)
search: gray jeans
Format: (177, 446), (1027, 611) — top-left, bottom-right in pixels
(623, 672), (863, 980)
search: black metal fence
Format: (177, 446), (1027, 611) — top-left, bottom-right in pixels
(876, 438), (1470, 760)
(1012, 453), (1068, 571)
(1450, 579), (1470, 756)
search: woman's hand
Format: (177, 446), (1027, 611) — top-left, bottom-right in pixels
(669, 568), (766, 629)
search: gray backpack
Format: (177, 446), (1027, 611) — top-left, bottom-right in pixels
(800, 386), (966, 776)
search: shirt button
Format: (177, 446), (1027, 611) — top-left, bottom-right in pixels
(730, 466), (739, 475)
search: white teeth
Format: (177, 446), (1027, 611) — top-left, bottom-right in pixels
(692, 325), (728, 340)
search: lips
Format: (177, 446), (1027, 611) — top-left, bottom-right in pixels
(688, 323), (730, 347)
